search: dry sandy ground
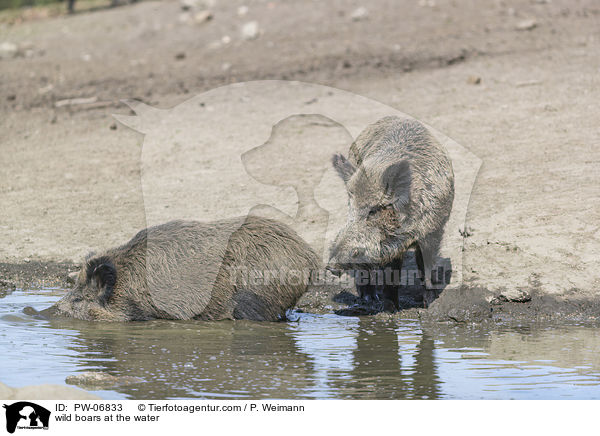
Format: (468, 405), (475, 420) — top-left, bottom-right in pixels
(0, 0), (599, 321)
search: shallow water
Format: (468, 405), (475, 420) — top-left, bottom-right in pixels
(1, 288), (599, 399)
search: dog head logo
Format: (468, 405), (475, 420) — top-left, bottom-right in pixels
(3, 402), (50, 434)
(113, 81), (481, 309)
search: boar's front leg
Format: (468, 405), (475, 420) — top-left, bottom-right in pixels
(416, 229), (445, 307)
(382, 256), (403, 310)
(354, 268), (377, 302)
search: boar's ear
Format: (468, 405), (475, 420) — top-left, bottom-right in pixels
(87, 257), (117, 305)
(332, 153), (356, 184)
(382, 161), (412, 206)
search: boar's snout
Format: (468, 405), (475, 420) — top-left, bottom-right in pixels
(328, 246), (366, 273)
(328, 221), (383, 274)
(38, 305), (59, 318)
(23, 304), (60, 319)
(325, 264), (342, 277)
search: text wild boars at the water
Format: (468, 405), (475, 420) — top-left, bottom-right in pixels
(328, 116), (454, 308)
(37, 217), (319, 322)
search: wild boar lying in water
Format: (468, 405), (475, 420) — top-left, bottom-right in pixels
(36, 217), (319, 321)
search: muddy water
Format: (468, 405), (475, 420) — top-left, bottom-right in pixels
(1, 288), (599, 399)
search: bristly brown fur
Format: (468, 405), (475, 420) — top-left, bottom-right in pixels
(329, 116), (454, 303)
(48, 217), (319, 322)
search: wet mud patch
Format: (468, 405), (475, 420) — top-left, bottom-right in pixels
(66, 372), (144, 390)
(0, 261), (76, 290)
(297, 281), (600, 325)
(424, 285), (600, 325)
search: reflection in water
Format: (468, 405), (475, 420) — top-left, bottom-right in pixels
(289, 314), (358, 398)
(351, 318), (406, 398)
(64, 320), (317, 399)
(1, 289), (600, 399)
(411, 334), (440, 399)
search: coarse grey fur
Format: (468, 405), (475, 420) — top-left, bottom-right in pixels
(328, 116), (454, 306)
(42, 216), (319, 322)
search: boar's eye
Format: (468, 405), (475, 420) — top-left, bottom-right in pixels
(368, 204), (394, 218)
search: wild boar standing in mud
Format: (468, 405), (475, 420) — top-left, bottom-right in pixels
(34, 216), (319, 322)
(327, 116), (454, 308)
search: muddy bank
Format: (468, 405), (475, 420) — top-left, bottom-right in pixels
(296, 281), (600, 325)
(0, 261), (77, 290)
(3, 261), (598, 325)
